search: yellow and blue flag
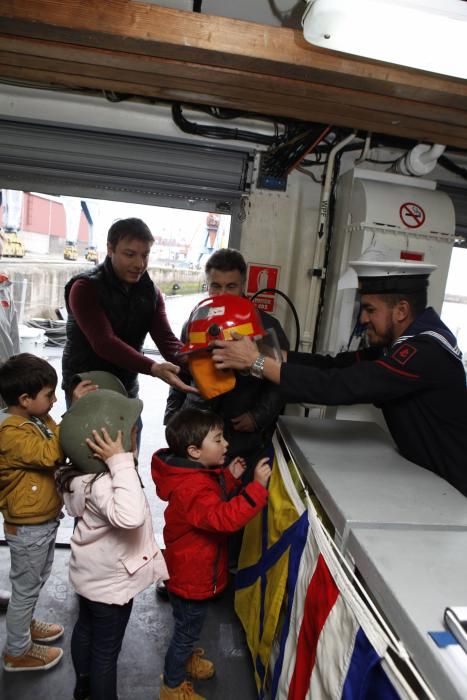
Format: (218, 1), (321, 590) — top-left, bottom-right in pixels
(234, 434), (308, 696)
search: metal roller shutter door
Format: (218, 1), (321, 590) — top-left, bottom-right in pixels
(439, 182), (467, 244)
(0, 118), (253, 212)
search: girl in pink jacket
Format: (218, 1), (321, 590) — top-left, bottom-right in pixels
(57, 390), (168, 700)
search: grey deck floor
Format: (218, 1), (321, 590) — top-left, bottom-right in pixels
(0, 547), (257, 700)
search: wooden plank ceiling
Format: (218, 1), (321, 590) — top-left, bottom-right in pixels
(0, 0), (466, 149)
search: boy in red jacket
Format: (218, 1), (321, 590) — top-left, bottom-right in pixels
(151, 407), (271, 700)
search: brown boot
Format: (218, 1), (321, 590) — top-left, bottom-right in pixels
(159, 680), (206, 700)
(186, 648), (215, 680)
(30, 619), (64, 643)
(3, 642), (63, 672)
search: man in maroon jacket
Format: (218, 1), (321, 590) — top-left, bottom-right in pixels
(62, 217), (195, 402)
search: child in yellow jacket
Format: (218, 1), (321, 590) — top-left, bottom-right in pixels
(0, 352), (93, 673)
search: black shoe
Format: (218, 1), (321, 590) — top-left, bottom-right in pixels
(156, 581), (169, 601)
(0, 589), (10, 611)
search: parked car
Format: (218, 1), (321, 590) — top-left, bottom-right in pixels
(1, 230), (25, 258)
(85, 246), (98, 263)
(64, 240), (78, 260)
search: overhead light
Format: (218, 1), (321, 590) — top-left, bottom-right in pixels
(302, 0), (467, 80)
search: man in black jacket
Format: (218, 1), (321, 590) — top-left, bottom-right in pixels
(212, 252), (467, 497)
(62, 218), (194, 400)
(165, 248), (289, 482)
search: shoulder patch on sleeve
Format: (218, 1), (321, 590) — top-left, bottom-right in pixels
(391, 343), (417, 365)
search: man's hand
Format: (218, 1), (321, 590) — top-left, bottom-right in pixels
(231, 412), (256, 433)
(151, 361), (198, 394)
(71, 379), (98, 403)
(227, 456), (247, 479)
(211, 334), (258, 371)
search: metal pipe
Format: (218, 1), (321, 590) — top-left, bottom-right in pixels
(355, 133), (372, 165)
(391, 143), (446, 176)
(301, 131), (357, 352)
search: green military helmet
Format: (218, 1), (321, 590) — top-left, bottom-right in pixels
(60, 389), (143, 474)
(72, 370), (127, 396)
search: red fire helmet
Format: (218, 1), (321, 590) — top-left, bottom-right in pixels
(180, 294), (266, 355)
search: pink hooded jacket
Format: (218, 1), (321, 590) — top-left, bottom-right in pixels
(64, 452), (168, 605)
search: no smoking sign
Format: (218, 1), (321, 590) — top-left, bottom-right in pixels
(399, 202), (426, 229)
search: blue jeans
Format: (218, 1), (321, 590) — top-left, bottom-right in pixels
(4, 519), (59, 655)
(164, 593), (209, 688)
(71, 594), (133, 700)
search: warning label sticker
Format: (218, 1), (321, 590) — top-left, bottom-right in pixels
(246, 264), (280, 313)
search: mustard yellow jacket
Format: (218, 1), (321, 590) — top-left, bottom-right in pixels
(0, 411), (63, 525)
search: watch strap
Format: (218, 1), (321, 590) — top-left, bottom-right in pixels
(250, 353), (266, 379)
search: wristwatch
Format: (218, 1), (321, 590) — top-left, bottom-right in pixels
(250, 353), (266, 379)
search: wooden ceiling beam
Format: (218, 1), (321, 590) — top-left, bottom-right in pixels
(2, 56), (465, 150)
(0, 0), (466, 148)
(1, 1), (465, 101)
(1, 35), (466, 131)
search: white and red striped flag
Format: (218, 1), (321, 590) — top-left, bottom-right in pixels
(272, 506), (401, 699)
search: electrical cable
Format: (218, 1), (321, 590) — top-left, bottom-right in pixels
(250, 287), (301, 353)
(101, 88), (467, 202)
(84, 90), (467, 182)
(261, 124), (335, 178)
(103, 90), (131, 103)
(296, 165), (324, 184)
(193, 103), (285, 126)
(172, 104), (281, 145)
(173, 102), (400, 182)
(172, 103), (339, 178)
(286, 125), (332, 175)
(439, 155), (467, 181)
(301, 141), (362, 167)
(365, 157), (399, 165)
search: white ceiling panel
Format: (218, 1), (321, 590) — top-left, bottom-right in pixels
(134, 0), (304, 27)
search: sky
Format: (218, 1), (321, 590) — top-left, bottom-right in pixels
(441, 247), (467, 357)
(444, 246), (467, 297)
(85, 198), (211, 248)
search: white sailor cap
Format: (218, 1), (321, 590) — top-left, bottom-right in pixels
(338, 247), (437, 294)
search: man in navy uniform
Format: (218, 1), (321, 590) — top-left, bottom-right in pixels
(212, 248), (467, 496)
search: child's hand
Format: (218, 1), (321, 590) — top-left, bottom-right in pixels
(71, 379), (98, 403)
(253, 457), (271, 487)
(228, 456), (246, 479)
(86, 428), (125, 462)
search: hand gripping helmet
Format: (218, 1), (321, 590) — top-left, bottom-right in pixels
(71, 370), (127, 396)
(179, 294), (266, 400)
(60, 389), (143, 474)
